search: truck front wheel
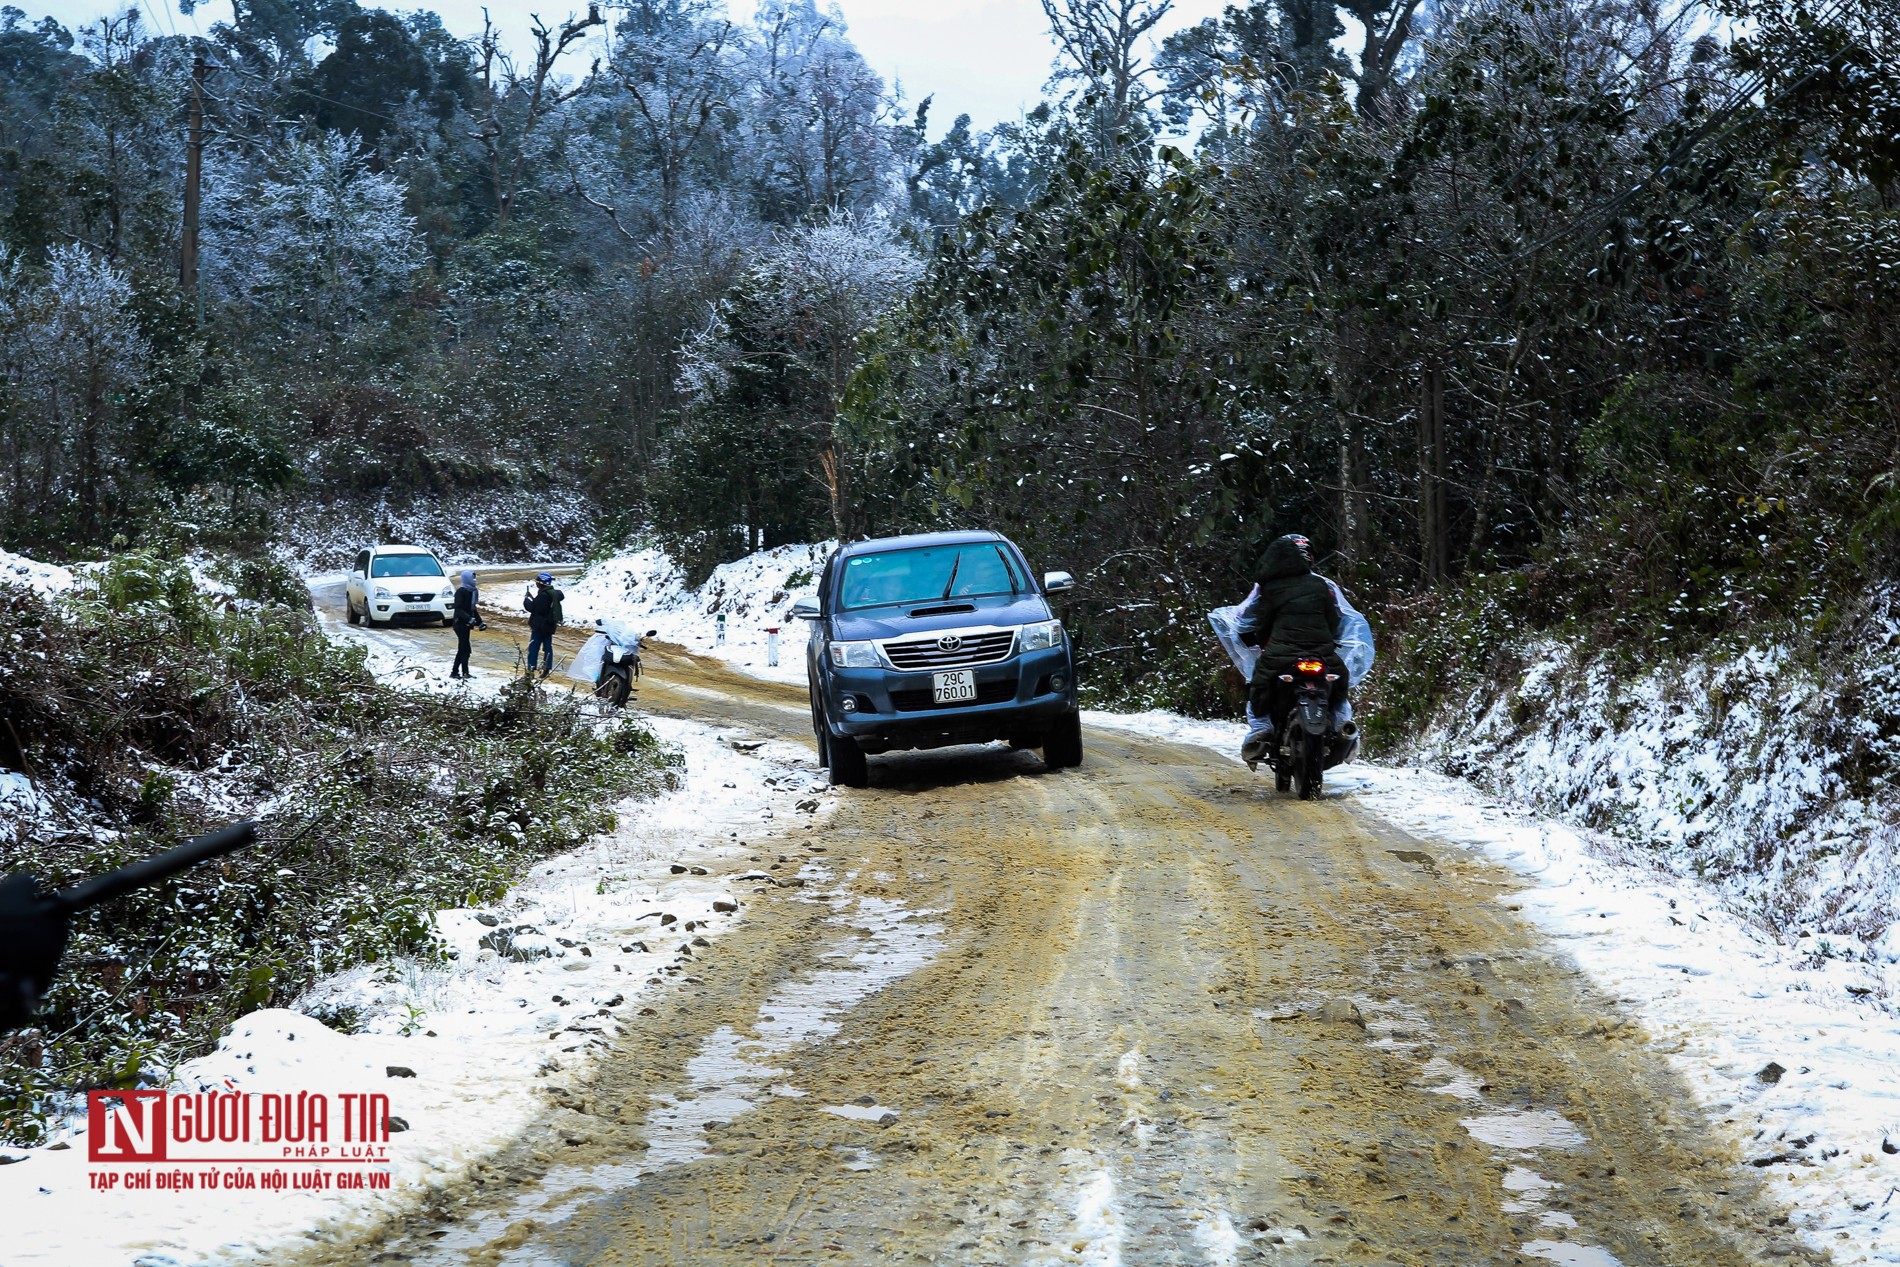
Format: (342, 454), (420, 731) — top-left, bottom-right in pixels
(1043, 710), (1084, 770)
(828, 732), (868, 787)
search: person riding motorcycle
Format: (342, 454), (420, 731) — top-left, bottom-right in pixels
(1236, 533), (1349, 764)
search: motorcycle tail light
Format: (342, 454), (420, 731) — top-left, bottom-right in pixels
(1296, 659), (1324, 674)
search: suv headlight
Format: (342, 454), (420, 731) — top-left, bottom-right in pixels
(1019, 620), (1064, 652)
(373, 586), (392, 599)
(439, 587), (453, 601)
(829, 640), (881, 668)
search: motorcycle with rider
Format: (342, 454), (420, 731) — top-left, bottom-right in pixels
(1210, 533), (1372, 799)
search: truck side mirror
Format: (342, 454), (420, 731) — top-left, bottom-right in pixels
(790, 597), (822, 620)
(1042, 571), (1076, 595)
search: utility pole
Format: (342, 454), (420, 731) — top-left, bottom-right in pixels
(181, 51), (207, 318)
(1418, 364), (1448, 583)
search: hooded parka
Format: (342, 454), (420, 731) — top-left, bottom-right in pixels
(1236, 535), (1343, 668)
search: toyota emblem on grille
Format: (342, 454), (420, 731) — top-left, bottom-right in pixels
(937, 635), (963, 653)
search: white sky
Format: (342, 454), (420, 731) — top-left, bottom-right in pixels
(27, 0), (1232, 134)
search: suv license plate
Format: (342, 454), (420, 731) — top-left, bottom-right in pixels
(932, 670), (977, 703)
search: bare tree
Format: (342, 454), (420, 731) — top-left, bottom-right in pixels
(473, 6), (606, 228)
(1339, 0), (1426, 118)
(1040, 0), (1174, 135)
(605, 0), (735, 237)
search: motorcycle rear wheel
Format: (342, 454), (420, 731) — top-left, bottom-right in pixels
(596, 672), (631, 708)
(1293, 731), (1324, 800)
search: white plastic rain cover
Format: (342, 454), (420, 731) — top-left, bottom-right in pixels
(567, 632), (608, 682)
(568, 620), (648, 682)
(1208, 585), (1261, 682)
(1326, 580), (1377, 685)
(1207, 580), (1377, 685)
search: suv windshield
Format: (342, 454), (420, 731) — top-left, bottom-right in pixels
(838, 544), (1023, 611)
(371, 554), (444, 579)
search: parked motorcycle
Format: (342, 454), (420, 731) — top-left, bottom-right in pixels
(579, 619), (657, 708)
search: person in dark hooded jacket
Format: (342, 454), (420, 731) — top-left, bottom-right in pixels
(449, 569), (486, 679)
(1236, 534), (1346, 755)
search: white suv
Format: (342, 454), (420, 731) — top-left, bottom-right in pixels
(345, 544), (454, 626)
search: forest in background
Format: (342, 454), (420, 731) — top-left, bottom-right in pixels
(0, 0), (1013, 550)
(1, 0), (1896, 716)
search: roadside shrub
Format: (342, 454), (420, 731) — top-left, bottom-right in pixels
(0, 558), (681, 1145)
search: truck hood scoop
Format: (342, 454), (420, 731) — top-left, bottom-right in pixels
(906, 602), (978, 618)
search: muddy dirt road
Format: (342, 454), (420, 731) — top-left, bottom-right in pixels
(299, 575), (1817, 1266)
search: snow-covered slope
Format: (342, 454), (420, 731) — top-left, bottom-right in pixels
(278, 487), (597, 573)
(562, 542), (834, 684)
(1413, 606), (1900, 951)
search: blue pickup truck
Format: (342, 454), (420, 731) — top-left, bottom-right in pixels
(792, 531), (1081, 787)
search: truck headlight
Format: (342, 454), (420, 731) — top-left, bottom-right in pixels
(829, 640), (881, 668)
(1018, 620), (1064, 652)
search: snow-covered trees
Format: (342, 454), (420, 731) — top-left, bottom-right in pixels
(740, 1), (895, 220)
(209, 131), (423, 337)
(589, 0), (739, 236)
(0, 0), (1020, 550)
(662, 213), (920, 557)
(0, 245), (150, 540)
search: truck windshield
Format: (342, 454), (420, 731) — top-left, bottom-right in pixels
(838, 545), (1022, 611)
(371, 554), (445, 579)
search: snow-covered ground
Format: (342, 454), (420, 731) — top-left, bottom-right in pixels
(1414, 627), (1900, 946)
(2, 578), (836, 1267)
(1091, 708), (1900, 1266)
(0, 547), (77, 596)
(560, 541), (832, 685)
